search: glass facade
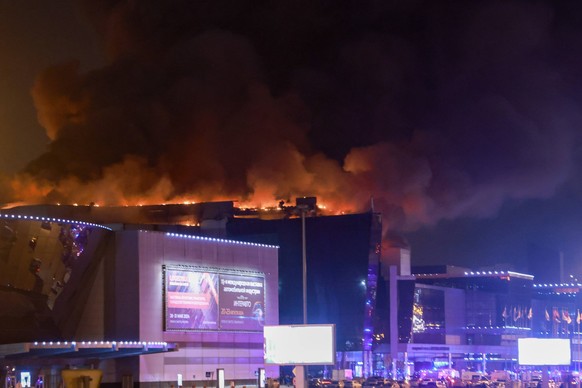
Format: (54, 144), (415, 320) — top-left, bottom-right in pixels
(378, 269), (582, 372)
(412, 286), (445, 344)
(0, 215), (112, 343)
(227, 212), (378, 352)
(465, 290), (497, 327)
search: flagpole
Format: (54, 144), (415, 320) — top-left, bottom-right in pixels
(544, 306), (550, 336)
(578, 309), (581, 372)
(552, 307), (558, 338)
(552, 307), (561, 338)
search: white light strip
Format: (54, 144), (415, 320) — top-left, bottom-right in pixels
(0, 213), (112, 231)
(507, 271), (535, 280)
(461, 270), (534, 280)
(32, 340), (169, 347)
(463, 326), (531, 330)
(165, 232), (279, 248)
(464, 271), (509, 276)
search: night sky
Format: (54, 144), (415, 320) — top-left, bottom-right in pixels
(2, 0), (582, 275)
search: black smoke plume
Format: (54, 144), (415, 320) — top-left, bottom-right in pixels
(7, 0), (582, 232)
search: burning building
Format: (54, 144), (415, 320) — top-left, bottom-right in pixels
(0, 203), (279, 388)
(0, 198), (383, 384)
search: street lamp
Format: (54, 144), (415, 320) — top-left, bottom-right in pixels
(295, 196), (316, 324)
(294, 197), (316, 387)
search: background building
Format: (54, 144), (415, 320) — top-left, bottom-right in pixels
(372, 264), (582, 377)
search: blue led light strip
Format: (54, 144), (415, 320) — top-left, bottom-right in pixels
(0, 213), (112, 230)
(165, 232), (279, 249)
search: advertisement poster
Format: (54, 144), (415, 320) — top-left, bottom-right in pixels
(218, 274), (265, 331)
(264, 325), (336, 365)
(165, 269), (219, 330)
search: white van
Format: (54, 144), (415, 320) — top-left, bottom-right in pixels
(490, 371), (517, 383)
(461, 371), (491, 387)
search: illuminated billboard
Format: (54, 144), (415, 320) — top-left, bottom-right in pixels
(264, 324), (335, 365)
(165, 269), (219, 330)
(219, 274), (265, 330)
(518, 338), (571, 366)
(164, 266), (265, 331)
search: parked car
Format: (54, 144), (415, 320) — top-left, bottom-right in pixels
(418, 378), (447, 388)
(468, 376), (492, 388)
(350, 378), (364, 388)
(309, 379), (324, 388)
(341, 380), (361, 388)
(383, 380), (401, 388)
(363, 377), (383, 388)
(267, 379), (281, 388)
(310, 379), (333, 388)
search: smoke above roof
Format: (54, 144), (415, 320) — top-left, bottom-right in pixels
(4, 0), (581, 232)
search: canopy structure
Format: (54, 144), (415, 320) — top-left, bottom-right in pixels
(0, 341), (177, 361)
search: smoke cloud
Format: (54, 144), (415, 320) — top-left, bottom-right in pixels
(6, 0), (582, 232)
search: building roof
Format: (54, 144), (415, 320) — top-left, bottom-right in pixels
(0, 341), (177, 361)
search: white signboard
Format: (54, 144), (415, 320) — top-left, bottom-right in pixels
(518, 338), (571, 366)
(264, 324), (335, 365)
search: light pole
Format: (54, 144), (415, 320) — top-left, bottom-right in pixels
(295, 196), (316, 325)
(300, 205), (308, 324)
(295, 197), (316, 387)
